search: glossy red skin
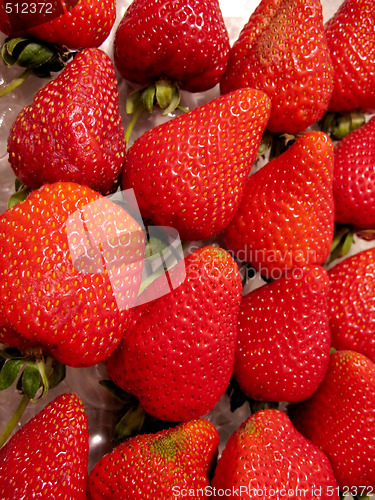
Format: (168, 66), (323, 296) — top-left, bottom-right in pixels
(106, 246), (242, 422)
(0, 182), (145, 367)
(333, 116), (375, 228)
(325, 0), (375, 113)
(328, 248), (375, 362)
(290, 350), (375, 488)
(0, 393), (89, 499)
(88, 419), (218, 499)
(220, 0), (334, 133)
(122, 88), (271, 241)
(114, 0), (230, 92)
(0, 0), (115, 49)
(8, 49), (126, 196)
(234, 265), (331, 403)
(211, 410), (339, 497)
(222, 131), (334, 276)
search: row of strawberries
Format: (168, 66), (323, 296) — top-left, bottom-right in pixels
(0, 0), (374, 495)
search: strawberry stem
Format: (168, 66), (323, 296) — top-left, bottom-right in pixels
(0, 68), (33, 97)
(0, 393), (30, 448)
(124, 103), (144, 144)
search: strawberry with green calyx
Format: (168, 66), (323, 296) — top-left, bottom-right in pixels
(222, 131), (334, 277)
(234, 265), (331, 403)
(106, 246), (242, 422)
(0, 0), (115, 50)
(7, 48), (126, 195)
(88, 418), (218, 499)
(332, 116), (375, 230)
(122, 88), (271, 242)
(114, 0), (230, 116)
(290, 350), (375, 487)
(0, 36), (75, 97)
(327, 248), (375, 363)
(0, 182), (145, 368)
(0, 393), (89, 499)
(0, 0), (116, 96)
(211, 409), (339, 496)
(324, 0), (375, 113)
(220, 0), (334, 134)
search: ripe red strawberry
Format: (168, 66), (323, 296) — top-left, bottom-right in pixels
(220, 0), (334, 133)
(211, 409), (339, 496)
(290, 350), (375, 487)
(222, 131), (334, 276)
(234, 265), (331, 403)
(113, 0), (230, 93)
(106, 246), (242, 422)
(122, 88), (271, 241)
(8, 48), (126, 196)
(88, 418), (218, 499)
(332, 116), (375, 228)
(325, 0), (375, 113)
(327, 248), (375, 363)
(0, 0), (116, 49)
(0, 393), (89, 499)
(0, 182), (145, 367)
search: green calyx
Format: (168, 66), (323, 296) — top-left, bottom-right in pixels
(0, 346), (66, 447)
(0, 37), (75, 97)
(326, 225), (355, 265)
(124, 78), (188, 143)
(100, 379), (176, 442)
(8, 178), (33, 209)
(319, 110), (366, 140)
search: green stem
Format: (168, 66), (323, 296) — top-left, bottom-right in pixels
(0, 393), (30, 447)
(0, 68), (33, 97)
(124, 104), (144, 144)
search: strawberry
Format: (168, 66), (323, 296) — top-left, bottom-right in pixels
(0, 0), (116, 49)
(332, 116), (375, 229)
(234, 265), (331, 403)
(327, 248), (375, 363)
(122, 88), (271, 242)
(113, 0), (230, 93)
(290, 350), (375, 487)
(211, 409), (339, 496)
(324, 0), (375, 113)
(7, 48), (126, 196)
(222, 131), (334, 277)
(220, 0), (334, 133)
(0, 393), (89, 499)
(0, 182), (145, 367)
(88, 418), (218, 499)
(106, 246), (242, 422)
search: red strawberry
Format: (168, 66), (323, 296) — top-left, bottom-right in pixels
(234, 265), (331, 403)
(327, 248), (375, 363)
(0, 393), (89, 499)
(211, 409), (339, 496)
(122, 88), (271, 241)
(332, 116), (375, 229)
(325, 0), (375, 113)
(113, 0), (230, 93)
(0, 182), (145, 367)
(220, 0), (334, 133)
(8, 48), (126, 196)
(88, 418), (218, 499)
(106, 246), (242, 422)
(0, 0), (116, 49)
(290, 350), (375, 487)
(222, 131), (334, 276)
